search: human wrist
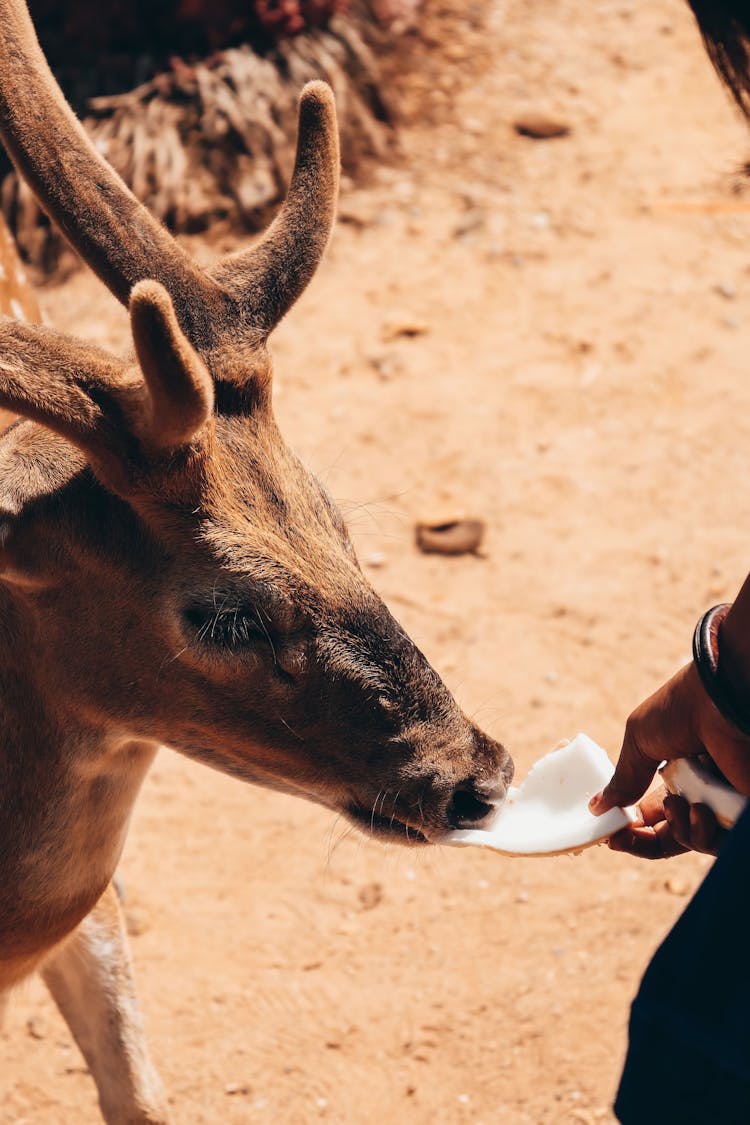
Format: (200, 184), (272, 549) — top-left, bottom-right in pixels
(693, 604), (750, 738)
(718, 600), (750, 705)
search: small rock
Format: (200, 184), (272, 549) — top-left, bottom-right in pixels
(453, 213), (485, 241)
(225, 1082), (250, 1096)
(715, 281), (736, 299)
(381, 320), (429, 342)
(358, 882), (384, 911)
(665, 876), (689, 897)
(368, 351), (403, 380)
(26, 1017), (45, 1040)
(514, 115), (571, 140)
(415, 518), (485, 556)
(364, 551), (387, 569)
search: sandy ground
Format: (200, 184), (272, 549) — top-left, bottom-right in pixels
(4, 0), (750, 1121)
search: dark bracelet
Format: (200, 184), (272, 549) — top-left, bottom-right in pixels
(692, 603), (750, 738)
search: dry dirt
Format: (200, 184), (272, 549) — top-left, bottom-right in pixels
(3, 1), (750, 1121)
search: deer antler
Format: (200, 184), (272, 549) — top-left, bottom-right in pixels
(0, 1), (340, 357)
(209, 82), (340, 336)
(0, 1), (222, 341)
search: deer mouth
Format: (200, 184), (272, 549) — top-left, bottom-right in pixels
(347, 804), (430, 845)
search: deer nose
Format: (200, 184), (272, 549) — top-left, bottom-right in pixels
(447, 776), (507, 830)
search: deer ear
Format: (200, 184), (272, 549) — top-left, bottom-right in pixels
(130, 280), (214, 452)
(0, 318), (140, 470)
(0, 297), (213, 495)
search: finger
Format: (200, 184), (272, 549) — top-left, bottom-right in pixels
(592, 664), (712, 816)
(638, 785), (670, 827)
(663, 794), (691, 848)
(608, 819), (687, 860)
(688, 803), (725, 856)
(591, 723), (659, 815)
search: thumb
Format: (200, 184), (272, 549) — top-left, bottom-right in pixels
(590, 663), (706, 815)
(589, 729), (658, 815)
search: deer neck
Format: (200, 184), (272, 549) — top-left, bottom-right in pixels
(0, 603), (158, 970)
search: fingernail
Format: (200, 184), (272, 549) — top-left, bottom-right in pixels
(589, 792), (602, 814)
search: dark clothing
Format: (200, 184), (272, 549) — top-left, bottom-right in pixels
(616, 806), (750, 1123)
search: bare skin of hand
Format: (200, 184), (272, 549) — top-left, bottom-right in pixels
(608, 786), (727, 859)
(590, 660), (750, 860)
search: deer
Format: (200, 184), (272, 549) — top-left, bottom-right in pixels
(0, 1), (514, 1121)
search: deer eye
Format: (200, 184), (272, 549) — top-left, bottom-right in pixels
(184, 604), (271, 651)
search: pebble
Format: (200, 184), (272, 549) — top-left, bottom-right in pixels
(358, 882), (384, 911)
(26, 1017), (45, 1040)
(364, 551), (387, 568)
(514, 115), (571, 139)
(665, 876), (689, 897)
(368, 351), (403, 380)
(224, 1082), (250, 1096)
(415, 518), (485, 556)
(381, 320), (429, 341)
(453, 213), (486, 241)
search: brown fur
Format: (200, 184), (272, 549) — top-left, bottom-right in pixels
(0, 2), (513, 1116)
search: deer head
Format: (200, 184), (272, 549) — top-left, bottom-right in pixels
(0, 0), (513, 844)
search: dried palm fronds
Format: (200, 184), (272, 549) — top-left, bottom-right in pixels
(2, 11), (397, 270)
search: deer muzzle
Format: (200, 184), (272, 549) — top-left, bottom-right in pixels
(346, 727), (513, 845)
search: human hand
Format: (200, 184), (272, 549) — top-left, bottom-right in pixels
(607, 784), (726, 859)
(589, 660), (750, 859)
